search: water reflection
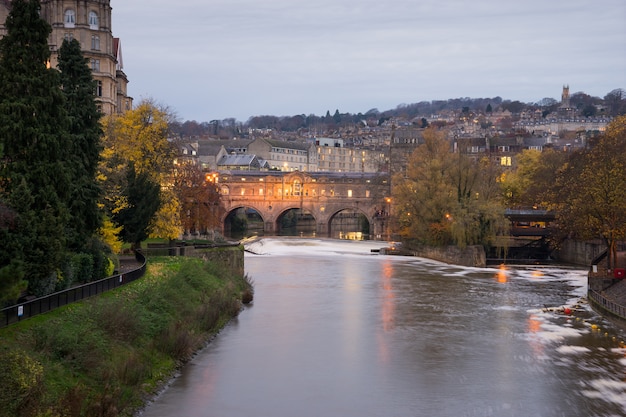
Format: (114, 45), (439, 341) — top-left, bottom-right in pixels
(140, 239), (626, 417)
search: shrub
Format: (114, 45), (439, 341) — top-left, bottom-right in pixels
(72, 253), (94, 284)
(0, 349), (45, 417)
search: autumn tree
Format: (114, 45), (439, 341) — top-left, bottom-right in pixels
(500, 148), (568, 208)
(393, 128), (455, 246)
(393, 128), (507, 249)
(553, 116), (626, 269)
(173, 164), (222, 237)
(100, 100), (178, 247)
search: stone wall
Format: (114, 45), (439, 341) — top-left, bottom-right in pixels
(410, 245), (486, 268)
(144, 244), (245, 277)
(195, 246), (245, 277)
(553, 239), (604, 266)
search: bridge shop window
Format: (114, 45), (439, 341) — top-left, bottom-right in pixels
(220, 186), (229, 195)
(293, 180), (301, 196)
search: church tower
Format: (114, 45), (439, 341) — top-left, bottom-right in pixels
(0, 0), (131, 115)
(561, 84), (570, 108)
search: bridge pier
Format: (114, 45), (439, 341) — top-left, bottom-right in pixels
(264, 221), (277, 234)
(316, 222), (329, 237)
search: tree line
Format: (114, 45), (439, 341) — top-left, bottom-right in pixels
(0, 0), (219, 304)
(171, 89), (625, 138)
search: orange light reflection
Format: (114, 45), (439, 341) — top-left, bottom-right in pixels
(495, 264), (508, 284)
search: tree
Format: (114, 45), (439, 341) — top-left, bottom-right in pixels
(100, 99), (177, 245)
(604, 88), (625, 116)
(101, 99), (176, 176)
(57, 38), (103, 251)
(113, 163), (161, 249)
(553, 116), (626, 269)
(173, 164), (222, 237)
(393, 128), (456, 246)
(149, 187), (182, 240)
(500, 148), (568, 208)
(0, 0), (71, 296)
(393, 128), (507, 249)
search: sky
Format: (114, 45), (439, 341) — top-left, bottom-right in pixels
(112, 0), (626, 123)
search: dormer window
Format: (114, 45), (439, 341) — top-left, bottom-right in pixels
(64, 9), (75, 28)
(89, 11), (99, 30)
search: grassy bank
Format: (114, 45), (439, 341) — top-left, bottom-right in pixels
(0, 256), (253, 417)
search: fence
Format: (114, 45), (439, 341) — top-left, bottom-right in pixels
(588, 290), (626, 323)
(0, 251), (146, 328)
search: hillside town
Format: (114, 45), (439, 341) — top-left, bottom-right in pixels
(172, 85), (620, 178)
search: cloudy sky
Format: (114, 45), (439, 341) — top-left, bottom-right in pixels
(112, 0), (626, 123)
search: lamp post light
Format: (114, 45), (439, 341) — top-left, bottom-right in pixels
(385, 197), (392, 240)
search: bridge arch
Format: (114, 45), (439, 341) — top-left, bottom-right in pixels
(217, 171), (392, 240)
(325, 206), (372, 239)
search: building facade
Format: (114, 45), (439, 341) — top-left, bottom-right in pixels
(0, 0), (131, 115)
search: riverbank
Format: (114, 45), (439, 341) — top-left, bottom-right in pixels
(0, 256), (252, 417)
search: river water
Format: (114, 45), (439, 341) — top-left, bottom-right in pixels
(139, 238), (626, 417)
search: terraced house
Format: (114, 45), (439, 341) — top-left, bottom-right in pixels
(0, 0), (132, 115)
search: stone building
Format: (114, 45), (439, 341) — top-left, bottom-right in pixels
(0, 0), (131, 115)
(247, 137), (318, 172)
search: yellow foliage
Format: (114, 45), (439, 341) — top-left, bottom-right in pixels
(98, 215), (123, 254)
(149, 188), (183, 240)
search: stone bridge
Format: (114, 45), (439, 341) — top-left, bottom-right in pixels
(217, 171), (392, 238)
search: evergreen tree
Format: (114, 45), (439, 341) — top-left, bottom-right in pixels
(0, 0), (71, 296)
(57, 38), (103, 251)
(114, 163), (162, 250)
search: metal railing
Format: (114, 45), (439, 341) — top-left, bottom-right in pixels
(0, 251), (146, 328)
(588, 289), (626, 322)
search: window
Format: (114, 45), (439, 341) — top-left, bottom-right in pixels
(293, 180), (301, 196)
(63, 33), (73, 42)
(89, 11), (99, 29)
(64, 9), (75, 27)
(90, 59), (100, 72)
(500, 156), (511, 166)
(95, 81), (102, 97)
(91, 35), (100, 50)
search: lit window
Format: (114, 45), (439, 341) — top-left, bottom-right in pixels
(347, 190), (353, 197)
(89, 11), (99, 29)
(91, 35), (100, 50)
(500, 156), (511, 166)
(64, 9), (75, 27)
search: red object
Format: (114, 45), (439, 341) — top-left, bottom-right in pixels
(564, 307), (572, 315)
(614, 268), (626, 279)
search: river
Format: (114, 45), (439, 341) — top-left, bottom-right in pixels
(138, 238), (626, 417)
